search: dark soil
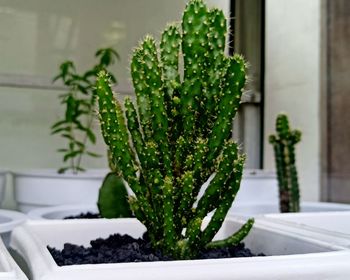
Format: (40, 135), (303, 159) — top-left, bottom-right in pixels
(64, 212), (101, 219)
(48, 233), (264, 266)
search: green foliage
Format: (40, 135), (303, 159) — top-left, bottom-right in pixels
(96, 0), (253, 259)
(269, 114), (302, 213)
(52, 48), (119, 174)
(97, 172), (133, 218)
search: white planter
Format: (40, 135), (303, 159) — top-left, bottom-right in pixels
(0, 170), (7, 207)
(28, 204), (98, 220)
(12, 169), (107, 213)
(0, 237), (28, 280)
(230, 202), (350, 217)
(10, 217), (350, 280)
(27, 169), (278, 220)
(263, 211), (350, 246)
(198, 169), (278, 206)
(234, 170), (278, 205)
(0, 210), (27, 247)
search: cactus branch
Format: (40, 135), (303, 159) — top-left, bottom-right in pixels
(205, 218), (254, 249)
(269, 114), (301, 213)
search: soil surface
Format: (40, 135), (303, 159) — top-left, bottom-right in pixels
(64, 212), (101, 219)
(48, 233), (264, 266)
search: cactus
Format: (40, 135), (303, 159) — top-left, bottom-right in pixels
(269, 114), (302, 213)
(97, 172), (133, 218)
(96, 0), (253, 259)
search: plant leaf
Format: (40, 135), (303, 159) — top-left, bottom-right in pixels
(87, 151), (101, 158)
(63, 150), (82, 162)
(95, 48), (120, 67)
(52, 73), (63, 83)
(62, 134), (74, 141)
(51, 120), (67, 130)
(65, 95), (77, 122)
(75, 166), (86, 172)
(77, 84), (89, 95)
(57, 167), (70, 174)
(86, 128), (96, 144)
(75, 141), (85, 148)
(51, 127), (69, 135)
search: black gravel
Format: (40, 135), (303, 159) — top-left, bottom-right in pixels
(48, 233), (264, 266)
(64, 212), (101, 219)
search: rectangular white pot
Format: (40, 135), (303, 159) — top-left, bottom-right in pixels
(234, 170), (278, 205)
(10, 217), (350, 280)
(263, 211), (350, 247)
(12, 169), (107, 212)
(199, 170), (278, 207)
(0, 237), (27, 280)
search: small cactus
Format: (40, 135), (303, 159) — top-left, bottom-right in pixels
(96, 0), (253, 259)
(269, 114), (302, 213)
(97, 172), (133, 218)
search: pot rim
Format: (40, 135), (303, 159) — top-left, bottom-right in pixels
(28, 204), (98, 220)
(11, 168), (109, 179)
(0, 209), (27, 233)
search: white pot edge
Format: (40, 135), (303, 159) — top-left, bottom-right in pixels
(11, 169), (109, 180)
(0, 236), (28, 279)
(28, 204), (98, 220)
(258, 216), (350, 248)
(262, 210), (350, 242)
(28, 201), (350, 221)
(233, 201), (350, 209)
(9, 217), (350, 280)
(0, 210), (27, 234)
(242, 169), (276, 179)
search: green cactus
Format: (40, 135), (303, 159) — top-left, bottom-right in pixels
(269, 114), (302, 213)
(96, 0), (253, 259)
(97, 172), (133, 218)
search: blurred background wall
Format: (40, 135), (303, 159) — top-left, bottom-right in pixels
(264, 0), (323, 201)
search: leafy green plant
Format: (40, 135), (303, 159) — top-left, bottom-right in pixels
(269, 113), (302, 213)
(51, 48), (119, 174)
(96, 0), (254, 260)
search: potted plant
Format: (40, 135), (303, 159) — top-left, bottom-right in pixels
(10, 218), (350, 279)
(10, 1), (350, 278)
(269, 113), (301, 213)
(12, 48), (119, 212)
(231, 114), (350, 217)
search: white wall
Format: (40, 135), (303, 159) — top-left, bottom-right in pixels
(0, 0), (229, 91)
(264, 0), (322, 201)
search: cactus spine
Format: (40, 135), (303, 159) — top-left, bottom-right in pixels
(269, 114), (302, 213)
(96, 0), (253, 259)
